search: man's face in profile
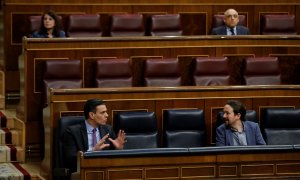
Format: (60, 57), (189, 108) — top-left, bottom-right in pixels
(223, 104), (241, 127)
(90, 104), (108, 126)
(224, 9), (239, 28)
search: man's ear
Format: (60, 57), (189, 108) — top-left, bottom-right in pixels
(89, 112), (94, 119)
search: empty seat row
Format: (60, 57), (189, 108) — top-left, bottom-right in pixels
(42, 57), (281, 105)
(41, 57), (281, 106)
(28, 13), (297, 37)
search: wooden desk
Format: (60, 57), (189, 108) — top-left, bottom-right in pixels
(78, 146), (300, 179)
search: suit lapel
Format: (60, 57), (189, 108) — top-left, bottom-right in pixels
(99, 125), (112, 149)
(244, 122), (252, 145)
(80, 122), (89, 151)
(225, 128), (234, 146)
(222, 26), (227, 35)
(99, 126), (105, 138)
(236, 26), (240, 35)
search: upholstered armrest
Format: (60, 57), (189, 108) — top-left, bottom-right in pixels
(84, 148), (189, 158)
(84, 145), (294, 159)
(189, 145), (294, 154)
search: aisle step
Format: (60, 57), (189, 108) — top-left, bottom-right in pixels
(0, 162), (31, 179)
(0, 145), (24, 162)
(0, 128), (21, 146)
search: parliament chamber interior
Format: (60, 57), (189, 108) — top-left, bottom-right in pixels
(0, 0), (300, 179)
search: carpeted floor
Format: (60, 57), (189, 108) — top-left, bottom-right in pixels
(0, 162), (30, 179)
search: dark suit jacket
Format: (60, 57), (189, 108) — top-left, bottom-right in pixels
(211, 25), (250, 35)
(62, 121), (116, 173)
(216, 121), (266, 146)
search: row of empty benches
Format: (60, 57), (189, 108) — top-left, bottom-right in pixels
(29, 13), (297, 37)
(42, 56), (281, 106)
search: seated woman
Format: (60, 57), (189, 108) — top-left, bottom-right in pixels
(31, 10), (66, 38)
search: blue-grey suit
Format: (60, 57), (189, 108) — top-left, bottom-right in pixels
(211, 25), (250, 35)
(216, 121), (266, 146)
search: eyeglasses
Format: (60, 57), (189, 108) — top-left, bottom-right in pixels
(225, 14), (238, 18)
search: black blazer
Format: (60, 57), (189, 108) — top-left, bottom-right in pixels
(211, 25), (250, 35)
(62, 121), (116, 173)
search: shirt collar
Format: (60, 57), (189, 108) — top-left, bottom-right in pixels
(226, 26), (236, 35)
(85, 121), (97, 132)
(230, 121), (245, 132)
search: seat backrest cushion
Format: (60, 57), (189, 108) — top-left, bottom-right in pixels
(263, 108), (300, 128)
(193, 57), (230, 86)
(43, 60), (82, 79)
(144, 58), (181, 87)
(150, 14), (183, 36)
(67, 14), (102, 37)
(110, 14), (145, 37)
(261, 14), (296, 35)
(43, 60), (82, 106)
(28, 15), (41, 35)
(114, 111), (158, 149)
(95, 58), (133, 87)
(244, 57), (281, 85)
(262, 108), (300, 145)
(163, 109), (206, 147)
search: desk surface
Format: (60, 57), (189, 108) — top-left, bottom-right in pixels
(23, 35), (300, 50)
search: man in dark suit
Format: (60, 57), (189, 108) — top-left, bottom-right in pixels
(62, 99), (126, 173)
(216, 100), (266, 146)
(211, 8), (250, 35)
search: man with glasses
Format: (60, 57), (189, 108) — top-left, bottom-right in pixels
(211, 8), (250, 35)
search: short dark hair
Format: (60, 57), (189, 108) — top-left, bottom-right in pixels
(226, 100), (246, 121)
(83, 99), (105, 119)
